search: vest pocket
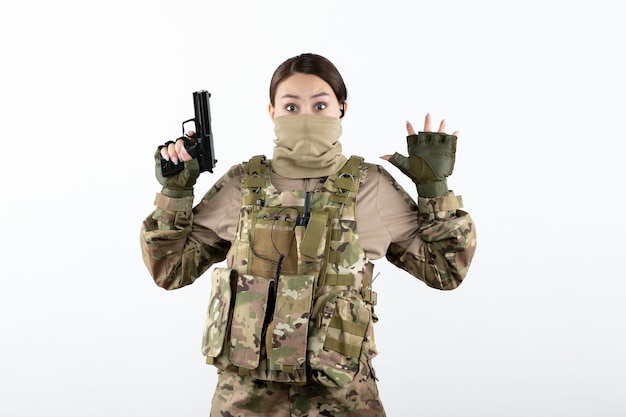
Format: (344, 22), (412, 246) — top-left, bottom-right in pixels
(201, 268), (236, 359)
(308, 293), (371, 387)
(201, 268), (274, 371)
(229, 274), (274, 369)
(267, 274), (315, 373)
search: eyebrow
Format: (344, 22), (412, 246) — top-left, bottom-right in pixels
(280, 92), (331, 100)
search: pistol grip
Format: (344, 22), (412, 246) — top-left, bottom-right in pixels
(160, 157), (185, 177)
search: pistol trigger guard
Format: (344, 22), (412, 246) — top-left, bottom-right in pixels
(181, 118), (195, 136)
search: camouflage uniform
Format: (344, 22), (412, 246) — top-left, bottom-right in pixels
(141, 155), (476, 416)
(209, 362), (383, 417)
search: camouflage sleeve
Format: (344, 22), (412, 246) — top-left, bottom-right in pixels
(139, 166), (238, 290)
(383, 170), (477, 290)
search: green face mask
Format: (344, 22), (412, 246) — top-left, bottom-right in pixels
(272, 114), (347, 179)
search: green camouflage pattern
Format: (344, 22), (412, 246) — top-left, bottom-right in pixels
(210, 361), (385, 417)
(202, 156), (379, 386)
(140, 166), (239, 290)
(378, 166), (476, 290)
(230, 273), (274, 369)
(141, 153), (475, 413)
(141, 158), (475, 294)
(268, 274), (314, 371)
(308, 291), (372, 388)
(201, 268), (235, 358)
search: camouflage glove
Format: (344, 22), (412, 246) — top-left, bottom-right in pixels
(389, 131), (457, 198)
(154, 146), (200, 198)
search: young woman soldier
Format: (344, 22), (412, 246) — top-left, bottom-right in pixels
(141, 53), (476, 417)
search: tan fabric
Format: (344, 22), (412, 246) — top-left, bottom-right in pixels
(143, 158), (475, 291)
(271, 115), (347, 179)
(191, 163), (420, 260)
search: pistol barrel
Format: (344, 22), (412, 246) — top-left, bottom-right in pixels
(193, 90), (216, 173)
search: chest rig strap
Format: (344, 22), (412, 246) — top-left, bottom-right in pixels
(327, 155), (364, 264)
(242, 155), (270, 206)
(330, 155), (364, 206)
(239, 155), (374, 301)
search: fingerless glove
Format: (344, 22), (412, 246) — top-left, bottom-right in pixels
(154, 148), (200, 198)
(389, 132), (457, 198)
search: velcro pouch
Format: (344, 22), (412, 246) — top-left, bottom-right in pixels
(250, 208), (298, 278)
(202, 268), (237, 360)
(267, 274), (315, 373)
(300, 210), (329, 258)
(308, 293), (371, 388)
(229, 274), (274, 370)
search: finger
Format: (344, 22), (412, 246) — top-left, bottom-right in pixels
(179, 146), (193, 161)
(453, 130), (459, 137)
(406, 121), (416, 136)
(174, 138), (186, 153)
(168, 142), (179, 164)
(185, 130), (197, 140)
(160, 146), (170, 161)
(174, 138), (190, 162)
(438, 119), (446, 133)
(380, 154), (393, 160)
(423, 113), (432, 132)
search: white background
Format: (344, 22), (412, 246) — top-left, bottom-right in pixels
(1, 1), (625, 416)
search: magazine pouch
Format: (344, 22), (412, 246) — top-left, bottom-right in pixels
(229, 273), (274, 369)
(267, 274), (315, 374)
(201, 268), (274, 371)
(308, 291), (371, 387)
(201, 268), (236, 360)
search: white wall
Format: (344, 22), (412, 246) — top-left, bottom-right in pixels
(1, 1), (624, 416)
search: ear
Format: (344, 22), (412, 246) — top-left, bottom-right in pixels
(340, 101), (348, 118)
(268, 103), (275, 121)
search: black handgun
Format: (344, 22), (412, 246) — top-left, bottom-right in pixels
(160, 90), (217, 177)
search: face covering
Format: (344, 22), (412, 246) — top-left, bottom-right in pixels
(272, 114), (347, 179)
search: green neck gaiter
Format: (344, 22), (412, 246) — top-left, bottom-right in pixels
(272, 114), (347, 179)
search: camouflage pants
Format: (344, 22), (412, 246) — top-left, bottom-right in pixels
(209, 361), (386, 417)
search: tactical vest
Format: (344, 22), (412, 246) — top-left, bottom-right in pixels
(201, 155), (378, 387)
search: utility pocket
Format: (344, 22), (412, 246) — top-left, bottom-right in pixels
(201, 268), (236, 360)
(308, 292), (371, 388)
(267, 274), (315, 373)
(250, 208), (298, 279)
(295, 209), (329, 262)
(201, 268), (274, 371)
(229, 274), (274, 370)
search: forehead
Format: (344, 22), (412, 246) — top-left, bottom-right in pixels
(275, 73), (333, 99)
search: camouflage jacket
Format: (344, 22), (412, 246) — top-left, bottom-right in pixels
(140, 155), (476, 385)
(140, 157), (476, 292)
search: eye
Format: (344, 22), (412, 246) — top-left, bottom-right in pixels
(315, 103), (327, 111)
(285, 104), (297, 112)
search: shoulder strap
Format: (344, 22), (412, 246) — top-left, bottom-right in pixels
(329, 155), (365, 206)
(241, 155), (270, 205)
(240, 155), (367, 207)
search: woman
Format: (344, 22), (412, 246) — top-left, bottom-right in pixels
(141, 53), (476, 416)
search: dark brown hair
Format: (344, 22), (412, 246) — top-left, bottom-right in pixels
(269, 53), (348, 107)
